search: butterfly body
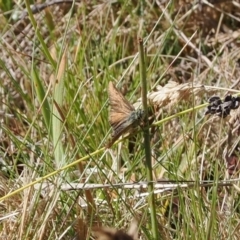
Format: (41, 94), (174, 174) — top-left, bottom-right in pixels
(107, 82), (144, 147)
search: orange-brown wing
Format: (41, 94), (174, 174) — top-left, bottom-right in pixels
(108, 81), (135, 127)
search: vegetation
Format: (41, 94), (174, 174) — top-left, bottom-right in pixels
(0, 0), (240, 239)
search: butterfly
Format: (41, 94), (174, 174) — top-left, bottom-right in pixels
(106, 81), (144, 148)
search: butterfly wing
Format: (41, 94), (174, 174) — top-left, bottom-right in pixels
(107, 111), (141, 147)
(106, 82), (139, 147)
(108, 81), (135, 128)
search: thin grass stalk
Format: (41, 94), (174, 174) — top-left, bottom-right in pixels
(52, 47), (67, 168)
(32, 66), (51, 134)
(0, 146), (104, 202)
(24, 0), (55, 67)
(138, 38), (159, 239)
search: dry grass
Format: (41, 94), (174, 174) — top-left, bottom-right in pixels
(1, 0), (240, 239)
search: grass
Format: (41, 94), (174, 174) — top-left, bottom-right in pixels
(1, 0), (240, 239)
